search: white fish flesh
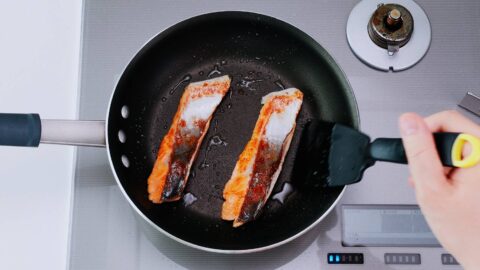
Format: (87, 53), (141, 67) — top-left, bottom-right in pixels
(222, 88), (303, 227)
(148, 75), (231, 203)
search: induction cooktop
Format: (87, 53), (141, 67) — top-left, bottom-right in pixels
(68, 0), (480, 269)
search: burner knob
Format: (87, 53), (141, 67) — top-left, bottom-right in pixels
(386, 8), (402, 29)
(368, 3), (414, 55)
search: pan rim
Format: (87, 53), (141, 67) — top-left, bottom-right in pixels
(105, 10), (359, 254)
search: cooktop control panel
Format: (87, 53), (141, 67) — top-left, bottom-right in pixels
(320, 204), (461, 268)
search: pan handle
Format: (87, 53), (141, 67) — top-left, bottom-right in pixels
(0, 113), (106, 147)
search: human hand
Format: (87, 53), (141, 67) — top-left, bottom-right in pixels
(399, 110), (480, 270)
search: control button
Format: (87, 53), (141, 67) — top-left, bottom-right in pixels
(327, 253), (364, 264)
(442, 254), (459, 265)
(385, 253), (421, 265)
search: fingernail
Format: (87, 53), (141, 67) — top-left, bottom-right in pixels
(400, 115), (419, 136)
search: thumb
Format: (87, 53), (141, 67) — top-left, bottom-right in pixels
(399, 113), (448, 195)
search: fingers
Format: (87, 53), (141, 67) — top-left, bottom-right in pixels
(447, 161), (480, 186)
(408, 176), (415, 188)
(425, 110), (480, 137)
(399, 113), (449, 195)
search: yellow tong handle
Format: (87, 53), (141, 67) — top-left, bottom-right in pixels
(451, 133), (480, 168)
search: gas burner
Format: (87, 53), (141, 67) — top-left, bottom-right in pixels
(347, 0), (431, 71)
(368, 4), (414, 55)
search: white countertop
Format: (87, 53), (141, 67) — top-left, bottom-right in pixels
(0, 1), (82, 269)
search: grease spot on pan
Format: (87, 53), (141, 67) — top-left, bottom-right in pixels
(183, 193), (198, 207)
(198, 134), (228, 170)
(238, 78), (263, 90)
(272, 182), (294, 204)
(169, 74), (192, 95)
(274, 80), (285, 90)
(207, 65), (221, 78)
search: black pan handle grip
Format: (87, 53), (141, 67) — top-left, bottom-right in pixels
(369, 133), (466, 167)
(0, 113), (41, 147)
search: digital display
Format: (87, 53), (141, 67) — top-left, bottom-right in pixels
(328, 253), (364, 264)
(342, 205), (441, 247)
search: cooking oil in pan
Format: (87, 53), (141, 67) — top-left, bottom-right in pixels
(209, 135), (227, 147)
(183, 193), (198, 207)
(226, 90), (233, 109)
(169, 74), (192, 95)
(198, 134), (228, 170)
(274, 80), (285, 90)
(207, 65), (222, 78)
(272, 182), (294, 204)
(212, 119), (219, 132)
(198, 161), (209, 170)
(238, 78), (263, 91)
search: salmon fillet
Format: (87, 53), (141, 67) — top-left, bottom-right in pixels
(222, 88), (303, 227)
(148, 75), (231, 203)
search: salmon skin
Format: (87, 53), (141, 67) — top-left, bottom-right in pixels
(148, 75), (231, 204)
(222, 88), (303, 227)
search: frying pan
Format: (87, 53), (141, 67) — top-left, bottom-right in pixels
(0, 11), (359, 253)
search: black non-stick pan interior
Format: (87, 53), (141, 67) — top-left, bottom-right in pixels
(107, 11), (359, 251)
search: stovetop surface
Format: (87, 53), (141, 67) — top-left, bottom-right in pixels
(69, 0), (480, 269)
